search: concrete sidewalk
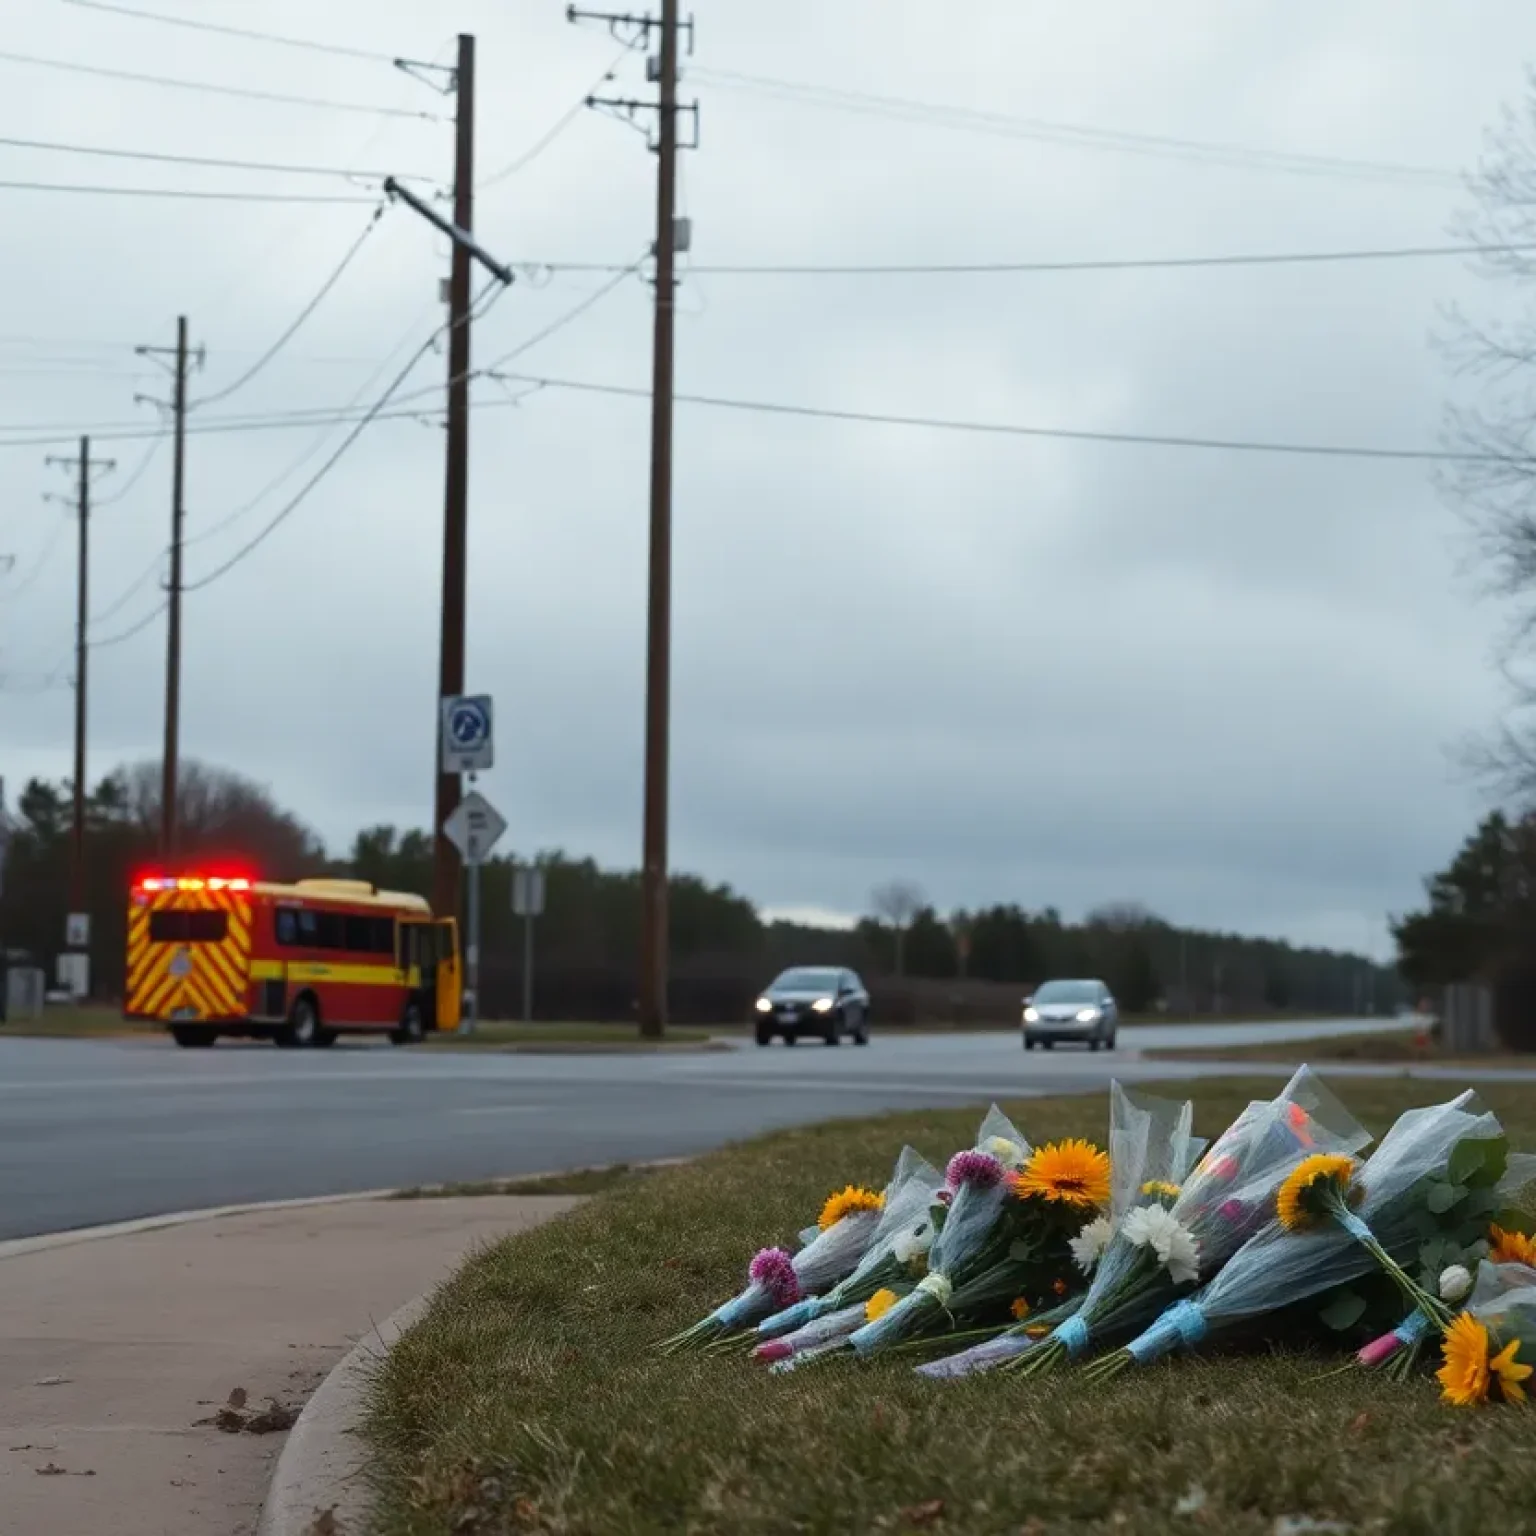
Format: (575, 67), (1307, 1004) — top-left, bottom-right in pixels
(0, 1195), (577, 1536)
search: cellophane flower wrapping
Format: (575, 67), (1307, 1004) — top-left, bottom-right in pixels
(1033, 1065), (1368, 1370)
(918, 1082), (1198, 1379)
(753, 1302), (870, 1363)
(1118, 1088), (1513, 1366)
(847, 1105), (1030, 1356)
(1437, 1259), (1536, 1405)
(756, 1146), (943, 1340)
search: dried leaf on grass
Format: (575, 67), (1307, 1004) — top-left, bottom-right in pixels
(227, 1387), (248, 1410)
(33, 1376), (70, 1387)
(308, 1509), (339, 1535)
(902, 1498), (946, 1527)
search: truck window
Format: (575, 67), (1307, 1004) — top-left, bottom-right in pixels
(148, 909), (228, 944)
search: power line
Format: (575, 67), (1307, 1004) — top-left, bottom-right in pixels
(0, 131), (432, 184)
(95, 432), (167, 506)
(1, 518), (68, 598)
(0, 179), (376, 203)
(479, 47), (633, 190)
(59, 0), (400, 64)
(0, 49), (440, 121)
(181, 282), (511, 595)
(694, 67), (1460, 187)
(486, 368), (1518, 465)
(90, 548), (161, 625)
(93, 599), (166, 649)
(480, 259), (645, 373)
(193, 205), (387, 410)
(532, 239), (1536, 278)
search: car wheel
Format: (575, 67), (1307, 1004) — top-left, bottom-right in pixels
(755, 1023), (773, 1046)
(391, 1001), (425, 1047)
(277, 995), (320, 1049)
(1090, 1038), (1102, 1052)
(1023, 1035), (1035, 1051)
(852, 1012), (869, 1046)
(171, 1024), (216, 1048)
(784, 1031), (798, 1046)
(1042, 1039), (1055, 1051)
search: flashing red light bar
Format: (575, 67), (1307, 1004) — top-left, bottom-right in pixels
(136, 875), (251, 892)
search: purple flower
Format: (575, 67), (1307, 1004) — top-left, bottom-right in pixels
(946, 1150), (1006, 1191)
(1218, 1199), (1245, 1224)
(749, 1247), (801, 1307)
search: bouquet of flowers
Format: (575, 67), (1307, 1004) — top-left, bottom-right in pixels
(1355, 1154), (1536, 1376)
(846, 1105), (1110, 1358)
(755, 1282), (922, 1365)
(660, 1164), (894, 1351)
(1017, 1065), (1368, 1376)
(1097, 1089), (1522, 1377)
(917, 1082), (1202, 1380)
(1437, 1259), (1536, 1406)
(754, 1146), (943, 1341)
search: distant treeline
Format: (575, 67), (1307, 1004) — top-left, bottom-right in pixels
(0, 761), (1403, 1024)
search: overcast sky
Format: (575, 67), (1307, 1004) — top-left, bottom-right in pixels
(1, 0), (1532, 957)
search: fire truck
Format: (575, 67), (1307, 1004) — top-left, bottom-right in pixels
(125, 873), (461, 1048)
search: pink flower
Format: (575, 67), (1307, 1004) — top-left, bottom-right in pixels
(753, 1339), (794, 1363)
(936, 1188), (953, 1206)
(1356, 1332), (1402, 1368)
(946, 1150), (1006, 1190)
(1218, 1199), (1245, 1224)
(748, 1247), (801, 1307)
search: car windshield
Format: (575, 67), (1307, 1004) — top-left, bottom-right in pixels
(1033, 980), (1098, 1004)
(771, 968), (840, 992)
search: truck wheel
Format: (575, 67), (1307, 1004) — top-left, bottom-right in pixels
(391, 1002), (425, 1046)
(276, 996), (320, 1049)
(171, 1025), (216, 1048)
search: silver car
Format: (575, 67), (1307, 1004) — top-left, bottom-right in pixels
(1022, 978), (1118, 1051)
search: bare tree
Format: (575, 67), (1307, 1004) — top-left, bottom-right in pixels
(870, 878), (926, 976)
(1441, 69), (1536, 801)
(1085, 901), (1163, 933)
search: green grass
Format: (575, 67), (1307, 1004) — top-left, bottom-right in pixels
(363, 1077), (1536, 1536)
(0, 1005), (153, 1038)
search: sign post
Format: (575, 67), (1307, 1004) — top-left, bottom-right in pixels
(512, 864), (546, 1023)
(441, 785), (507, 1036)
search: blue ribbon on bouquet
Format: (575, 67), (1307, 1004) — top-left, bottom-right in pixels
(1125, 1299), (1209, 1364)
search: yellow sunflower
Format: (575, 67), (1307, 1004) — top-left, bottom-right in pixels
(1010, 1297), (1031, 1322)
(819, 1184), (884, 1231)
(1014, 1139), (1112, 1210)
(1439, 1313), (1492, 1406)
(865, 1287), (899, 1323)
(1141, 1180), (1182, 1203)
(1489, 1224), (1536, 1268)
(1276, 1154), (1358, 1232)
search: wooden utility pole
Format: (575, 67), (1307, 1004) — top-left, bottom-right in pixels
(637, 0), (681, 1039)
(44, 436), (114, 913)
(570, 2), (697, 1036)
(431, 32), (477, 924)
(136, 317), (194, 859)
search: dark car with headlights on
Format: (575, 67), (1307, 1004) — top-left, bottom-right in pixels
(754, 967), (870, 1046)
(1022, 978), (1118, 1050)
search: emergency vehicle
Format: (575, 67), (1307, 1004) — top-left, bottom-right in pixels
(124, 873), (461, 1047)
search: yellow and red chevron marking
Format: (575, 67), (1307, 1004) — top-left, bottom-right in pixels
(125, 886), (253, 1021)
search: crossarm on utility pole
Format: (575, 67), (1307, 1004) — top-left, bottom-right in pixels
(382, 177), (515, 288)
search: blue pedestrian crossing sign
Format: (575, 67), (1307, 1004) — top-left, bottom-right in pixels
(440, 694), (494, 774)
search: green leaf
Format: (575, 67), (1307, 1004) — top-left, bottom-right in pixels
(1319, 1289), (1368, 1332)
(1449, 1136), (1508, 1190)
(1419, 1239), (1449, 1275)
(1427, 1181), (1467, 1215)
(1493, 1207), (1536, 1237)
(1008, 1239), (1037, 1263)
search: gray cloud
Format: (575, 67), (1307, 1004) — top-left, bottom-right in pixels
(3, 0), (1532, 959)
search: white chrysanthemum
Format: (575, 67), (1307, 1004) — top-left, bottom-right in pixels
(1123, 1204), (1200, 1285)
(1069, 1214), (1115, 1275)
(892, 1222), (933, 1265)
(983, 1135), (1028, 1171)
(1439, 1263), (1473, 1303)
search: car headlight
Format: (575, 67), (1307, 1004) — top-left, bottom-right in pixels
(1023, 1007), (1039, 1024)
(812, 997), (834, 1013)
(755, 997), (772, 1013)
(1075, 1008), (1100, 1023)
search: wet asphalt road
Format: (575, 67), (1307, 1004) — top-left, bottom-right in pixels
(0, 1017), (1439, 1239)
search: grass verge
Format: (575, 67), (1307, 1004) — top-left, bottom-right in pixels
(363, 1076), (1536, 1536)
(0, 1006), (154, 1039)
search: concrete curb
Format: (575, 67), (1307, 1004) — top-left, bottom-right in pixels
(257, 1292), (430, 1536)
(0, 1156), (690, 1262)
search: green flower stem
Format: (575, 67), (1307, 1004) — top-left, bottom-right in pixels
(1331, 1202), (1450, 1330)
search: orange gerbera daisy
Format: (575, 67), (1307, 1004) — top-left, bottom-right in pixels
(819, 1185), (884, 1231)
(1014, 1139), (1111, 1210)
(1489, 1224), (1536, 1268)
(1010, 1297), (1031, 1322)
(1276, 1154), (1358, 1232)
(865, 1287), (899, 1323)
(1439, 1313), (1491, 1406)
